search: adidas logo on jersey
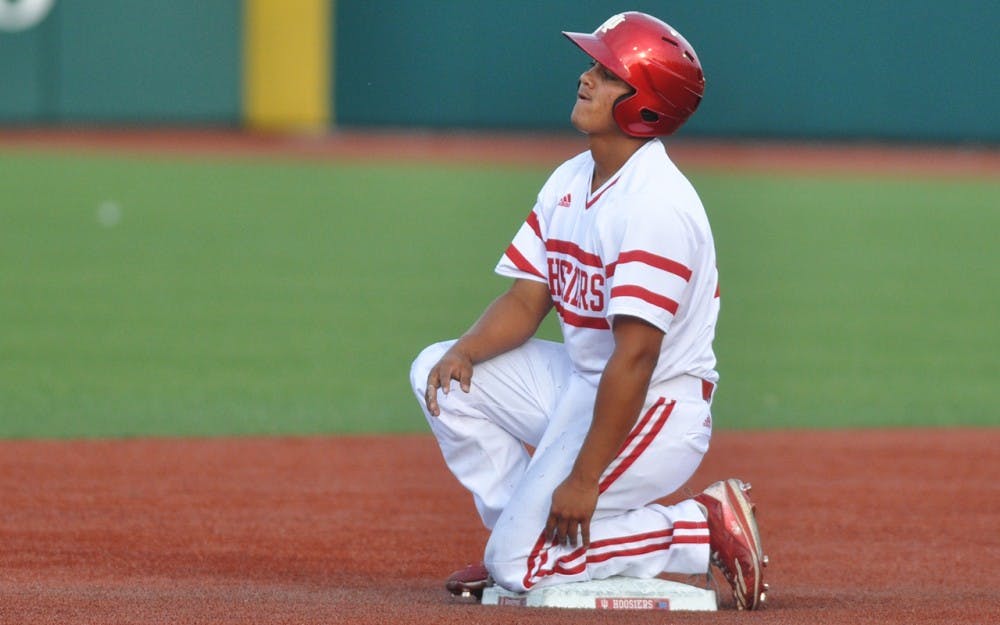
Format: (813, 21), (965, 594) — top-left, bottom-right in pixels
(557, 193), (572, 207)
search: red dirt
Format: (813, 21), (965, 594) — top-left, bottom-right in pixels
(1, 430), (997, 625)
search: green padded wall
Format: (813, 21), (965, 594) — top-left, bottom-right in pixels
(2, 1), (997, 142)
(334, 1), (1000, 142)
(0, 0), (241, 124)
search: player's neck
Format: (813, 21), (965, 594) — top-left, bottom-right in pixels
(588, 134), (648, 192)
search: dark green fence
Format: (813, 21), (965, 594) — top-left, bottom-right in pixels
(2, 1), (997, 142)
(0, 0), (241, 124)
(335, 1), (999, 143)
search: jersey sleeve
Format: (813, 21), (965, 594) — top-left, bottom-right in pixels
(604, 200), (696, 334)
(494, 200), (548, 284)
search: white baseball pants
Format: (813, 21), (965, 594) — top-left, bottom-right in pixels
(410, 338), (712, 592)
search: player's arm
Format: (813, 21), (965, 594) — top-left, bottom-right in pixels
(424, 278), (552, 416)
(545, 314), (663, 546)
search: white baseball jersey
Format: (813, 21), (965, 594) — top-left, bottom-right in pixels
(495, 138), (719, 389)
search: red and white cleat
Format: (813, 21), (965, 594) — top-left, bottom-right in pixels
(445, 562), (493, 600)
(694, 479), (769, 610)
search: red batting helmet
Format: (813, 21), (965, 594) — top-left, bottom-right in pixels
(563, 12), (705, 137)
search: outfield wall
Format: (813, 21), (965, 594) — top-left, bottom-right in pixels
(0, 1), (242, 124)
(1, 1), (997, 142)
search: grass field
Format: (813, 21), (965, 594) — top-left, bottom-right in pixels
(1, 149), (996, 438)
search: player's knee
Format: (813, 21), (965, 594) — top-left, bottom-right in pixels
(409, 341), (453, 396)
(408, 343), (441, 393)
(484, 554), (530, 593)
(484, 528), (531, 592)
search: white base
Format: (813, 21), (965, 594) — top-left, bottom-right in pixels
(481, 576), (717, 611)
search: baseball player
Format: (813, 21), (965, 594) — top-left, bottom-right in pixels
(410, 11), (767, 610)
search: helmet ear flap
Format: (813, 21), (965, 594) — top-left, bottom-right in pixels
(612, 94), (663, 137)
(613, 90), (635, 108)
(610, 89), (640, 134)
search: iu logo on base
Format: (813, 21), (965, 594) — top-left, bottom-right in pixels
(595, 597), (671, 610)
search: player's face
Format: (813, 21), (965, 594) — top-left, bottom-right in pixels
(571, 61), (633, 136)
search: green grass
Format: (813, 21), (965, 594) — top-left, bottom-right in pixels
(700, 174), (999, 428)
(0, 150), (996, 437)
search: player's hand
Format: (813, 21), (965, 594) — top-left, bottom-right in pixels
(545, 473), (599, 548)
(424, 348), (474, 417)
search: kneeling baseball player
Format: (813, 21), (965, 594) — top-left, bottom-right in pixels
(410, 11), (767, 610)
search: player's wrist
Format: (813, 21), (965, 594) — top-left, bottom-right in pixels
(445, 341), (475, 363)
(568, 464), (603, 486)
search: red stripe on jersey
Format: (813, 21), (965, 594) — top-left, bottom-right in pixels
(585, 176), (620, 209)
(504, 243), (545, 279)
(672, 520), (711, 531)
(540, 542), (668, 579)
(599, 399), (674, 493)
(618, 250), (691, 282)
(522, 532), (550, 590)
(607, 250), (692, 281)
(554, 302), (610, 330)
(530, 543), (587, 584)
(525, 210), (542, 240)
(610, 285), (679, 315)
(523, 523), (709, 588)
(589, 524), (706, 549)
(546, 239), (603, 268)
(604, 398), (664, 478)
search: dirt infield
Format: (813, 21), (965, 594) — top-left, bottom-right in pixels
(1, 430), (997, 625)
